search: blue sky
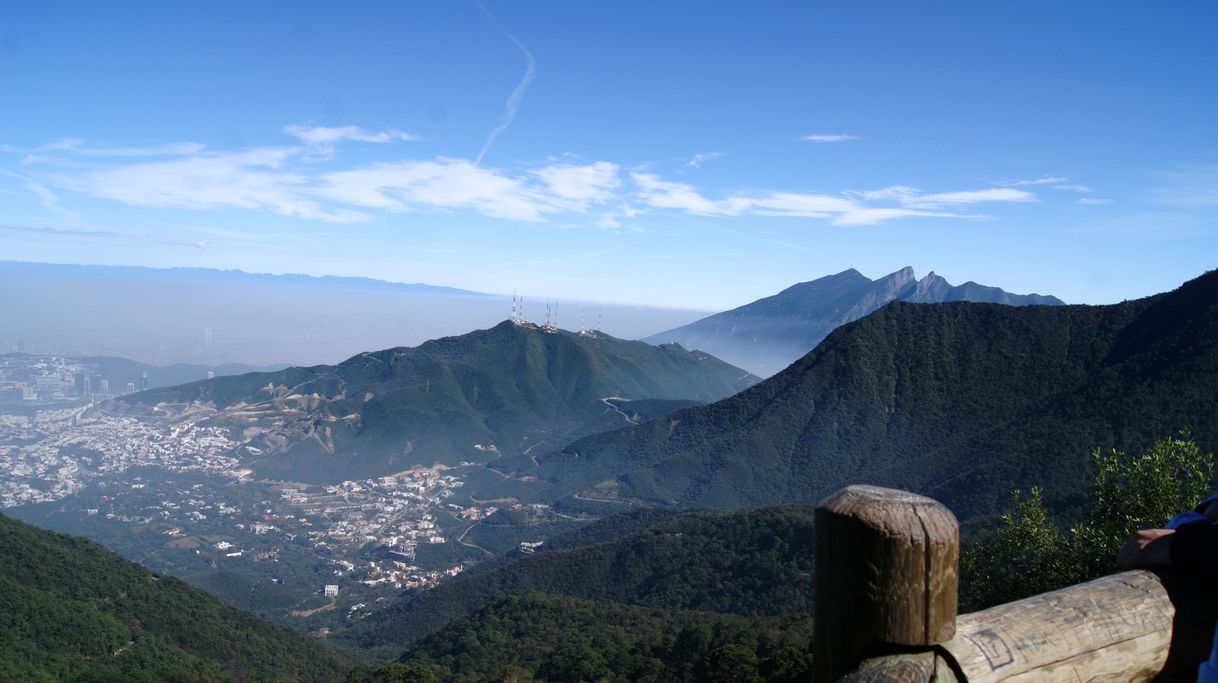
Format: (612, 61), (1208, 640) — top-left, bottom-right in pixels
(1, 1), (1215, 310)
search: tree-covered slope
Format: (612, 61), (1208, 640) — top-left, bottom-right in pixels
(644, 266), (1063, 376)
(343, 506), (815, 658)
(0, 513), (356, 682)
(539, 270), (1218, 524)
(109, 321), (758, 483)
(399, 591), (812, 683)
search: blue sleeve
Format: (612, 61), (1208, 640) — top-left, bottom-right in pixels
(1170, 519), (1218, 575)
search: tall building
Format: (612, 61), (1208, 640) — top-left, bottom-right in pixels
(140, 371), (148, 392)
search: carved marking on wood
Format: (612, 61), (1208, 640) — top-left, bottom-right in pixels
(964, 628), (1014, 670)
(943, 570), (1173, 683)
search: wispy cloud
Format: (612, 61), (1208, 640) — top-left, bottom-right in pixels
(531, 161), (622, 209)
(57, 148), (371, 224)
(800, 134), (857, 143)
(631, 173), (731, 216)
(687, 152), (722, 169)
(635, 174), (1030, 225)
(5, 139), (206, 158)
(0, 223), (144, 239)
(0, 138), (82, 153)
(475, 1), (536, 165)
(284, 125), (418, 146)
(846, 185), (1035, 210)
(1078, 197), (1111, 205)
(1006, 176), (1092, 193)
(316, 158), (560, 221)
(595, 203), (645, 232)
(903, 188), (1035, 208)
(1008, 176), (1069, 186)
(10, 129), (1050, 230)
(1, 170), (70, 214)
(75, 142), (208, 158)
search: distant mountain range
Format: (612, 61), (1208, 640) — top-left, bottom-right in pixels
(506, 269), (1217, 525)
(645, 267), (1064, 376)
(0, 512), (354, 682)
(0, 352), (283, 396)
(0, 260), (710, 366)
(110, 321), (758, 483)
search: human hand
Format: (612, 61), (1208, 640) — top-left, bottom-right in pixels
(1116, 528), (1175, 570)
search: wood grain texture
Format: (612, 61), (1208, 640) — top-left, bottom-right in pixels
(837, 652), (960, 683)
(942, 570), (1173, 683)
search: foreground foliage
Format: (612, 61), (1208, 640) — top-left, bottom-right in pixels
(961, 434), (1214, 610)
(395, 591), (813, 683)
(0, 513), (355, 682)
(346, 506), (815, 658)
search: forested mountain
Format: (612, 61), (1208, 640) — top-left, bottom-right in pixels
(344, 506), (815, 659)
(398, 591), (812, 682)
(109, 321), (758, 483)
(529, 270), (1218, 524)
(644, 266), (1064, 376)
(0, 513), (355, 682)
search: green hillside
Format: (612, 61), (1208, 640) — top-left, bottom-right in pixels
(344, 506), (815, 658)
(528, 269), (1218, 523)
(110, 321), (758, 483)
(0, 513), (356, 682)
(397, 591), (812, 682)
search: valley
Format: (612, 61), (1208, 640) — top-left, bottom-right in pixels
(0, 320), (756, 636)
(0, 391), (596, 636)
(0, 268), (1213, 681)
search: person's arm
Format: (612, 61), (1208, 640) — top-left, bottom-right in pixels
(1117, 528), (1176, 570)
(1170, 519), (1218, 575)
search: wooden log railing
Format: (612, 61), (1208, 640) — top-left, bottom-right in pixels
(814, 485), (1217, 683)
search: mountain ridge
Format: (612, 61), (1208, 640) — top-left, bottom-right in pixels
(110, 321), (759, 483)
(645, 267), (1064, 376)
(524, 269), (1216, 524)
(0, 259), (489, 297)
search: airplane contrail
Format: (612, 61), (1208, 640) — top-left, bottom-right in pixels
(474, 0), (536, 166)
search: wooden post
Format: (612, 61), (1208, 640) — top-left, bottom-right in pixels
(814, 485), (960, 683)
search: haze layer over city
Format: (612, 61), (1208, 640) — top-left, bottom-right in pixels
(0, 2), (1216, 681)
